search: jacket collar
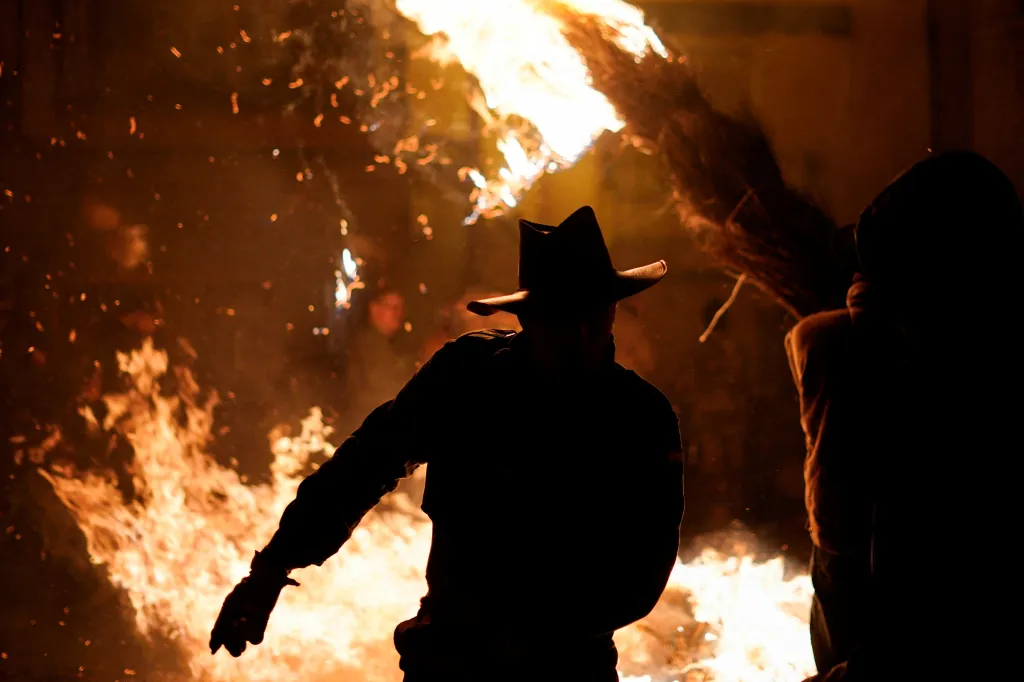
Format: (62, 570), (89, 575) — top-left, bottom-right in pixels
(500, 331), (618, 381)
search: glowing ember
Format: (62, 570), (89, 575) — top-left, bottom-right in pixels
(42, 342), (814, 681)
(393, 0), (667, 224)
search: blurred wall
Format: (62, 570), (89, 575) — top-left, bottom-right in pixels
(970, 0), (1024, 196)
(641, 0), (933, 223)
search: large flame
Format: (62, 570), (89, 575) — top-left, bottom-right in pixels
(393, 0), (667, 224)
(42, 341), (815, 681)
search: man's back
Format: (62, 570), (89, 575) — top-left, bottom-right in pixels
(223, 329), (683, 679)
(392, 330), (683, 677)
(418, 331), (681, 610)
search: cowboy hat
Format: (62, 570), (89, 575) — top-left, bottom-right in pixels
(467, 206), (667, 316)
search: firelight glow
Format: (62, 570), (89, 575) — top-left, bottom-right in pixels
(42, 342), (816, 681)
(39, 3), (818, 680)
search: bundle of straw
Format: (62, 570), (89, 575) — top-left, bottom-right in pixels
(559, 12), (855, 319)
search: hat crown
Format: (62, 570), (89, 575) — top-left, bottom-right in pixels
(516, 206), (614, 293)
(464, 205), (666, 317)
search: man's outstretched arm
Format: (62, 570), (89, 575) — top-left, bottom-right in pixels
(256, 398), (425, 573)
(210, 340), (459, 656)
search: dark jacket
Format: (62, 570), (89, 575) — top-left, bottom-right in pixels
(259, 329), (684, 677)
(787, 277), (1016, 681)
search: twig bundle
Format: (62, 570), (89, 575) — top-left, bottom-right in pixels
(559, 12), (854, 318)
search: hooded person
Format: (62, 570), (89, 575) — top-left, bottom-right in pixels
(786, 151), (1023, 681)
(209, 206), (685, 681)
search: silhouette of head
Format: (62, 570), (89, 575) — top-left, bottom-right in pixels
(854, 151), (1023, 320)
(467, 207), (666, 318)
(368, 289), (404, 338)
(466, 206), (666, 374)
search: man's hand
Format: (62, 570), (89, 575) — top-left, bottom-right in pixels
(210, 558), (298, 658)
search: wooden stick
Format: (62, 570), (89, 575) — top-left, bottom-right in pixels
(699, 274), (747, 343)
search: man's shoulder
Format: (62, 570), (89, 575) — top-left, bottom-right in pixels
(786, 308), (855, 362)
(612, 365), (677, 422)
(450, 328), (517, 354)
(612, 367), (682, 454)
(430, 329), (516, 364)
(454, 328), (517, 345)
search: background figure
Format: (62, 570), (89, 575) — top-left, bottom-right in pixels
(343, 286), (416, 430)
(787, 151), (1023, 681)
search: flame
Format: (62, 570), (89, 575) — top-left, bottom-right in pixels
(394, 0), (667, 224)
(42, 341), (815, 681)
(334, 248), (363, 309)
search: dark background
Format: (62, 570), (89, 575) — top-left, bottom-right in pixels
(1, 0), (1021, 679)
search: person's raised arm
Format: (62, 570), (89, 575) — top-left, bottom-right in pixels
(210, 340), (461, 657)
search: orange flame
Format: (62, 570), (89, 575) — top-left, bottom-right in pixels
(42, 341), (814, 681)
(394, 0), (667, 224)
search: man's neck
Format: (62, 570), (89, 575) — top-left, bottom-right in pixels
(516, 332), (615, 379)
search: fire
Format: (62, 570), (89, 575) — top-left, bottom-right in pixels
(42, 341), (815, 681)
(393, 0), (667, 224)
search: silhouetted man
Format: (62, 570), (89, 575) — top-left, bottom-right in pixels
(786, 151), (1023, 681)
(210, 206), (685, 681)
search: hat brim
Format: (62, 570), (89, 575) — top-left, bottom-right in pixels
(466, 260), (667, 316)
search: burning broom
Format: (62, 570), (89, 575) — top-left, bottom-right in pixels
(558, 8), (855, 320)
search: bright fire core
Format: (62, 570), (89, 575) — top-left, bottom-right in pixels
(394, 0), (668, 224)
(42, 343), (815, 681)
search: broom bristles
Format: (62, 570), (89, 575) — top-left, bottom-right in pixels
(559, 12), (854, 318)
